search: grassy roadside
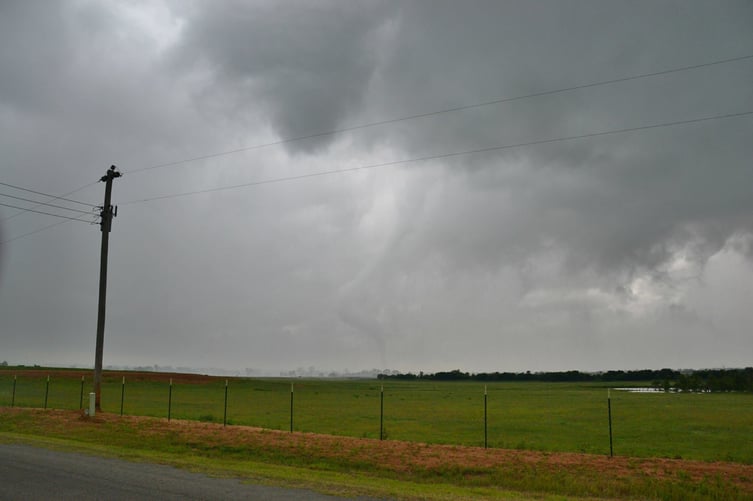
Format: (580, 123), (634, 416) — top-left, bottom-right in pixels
(0, 432), (537, 501)
(0, 420), (568, 501)
(2, 408), (751, 500)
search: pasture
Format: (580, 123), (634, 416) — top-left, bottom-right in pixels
(1, 368), (751, 464)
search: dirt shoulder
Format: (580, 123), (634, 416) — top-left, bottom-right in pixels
(2, 407), (752, 500)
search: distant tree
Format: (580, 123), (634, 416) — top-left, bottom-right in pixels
(0, 360), (7, 367)
(377, 367), (751, 391)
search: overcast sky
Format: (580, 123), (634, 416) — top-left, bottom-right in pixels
(1, 0), (752, 375)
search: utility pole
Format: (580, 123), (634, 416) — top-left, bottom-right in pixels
(93, 165), (121, 411)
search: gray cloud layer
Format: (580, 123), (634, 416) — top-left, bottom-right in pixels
(1, 1), (752, 373)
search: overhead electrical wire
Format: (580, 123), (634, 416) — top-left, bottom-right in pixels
(3, 53), (752, 244)
(0, 192), (94, 215)
(126, 53), (753, 175)
(122, 109), (753, 205)
(7, 52), (752, 205)
(0, 179), (100, 222)
(0, 181), (96, 207)
(0, 201), (96, 223)
(0, 175), (103, 243)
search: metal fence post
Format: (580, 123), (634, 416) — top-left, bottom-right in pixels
(289, 383), (294, 433)
(120, 376), (125, 416)
(484, 385), (488, 449)
(608, 389), (614, 457)
(79, 376), (85, 410)
(168, 378), (173, 421)
(223, 379), (228, 427)
(380, 385), (384, 440)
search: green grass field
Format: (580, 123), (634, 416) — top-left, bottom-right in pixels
(1, 370), (751, 464)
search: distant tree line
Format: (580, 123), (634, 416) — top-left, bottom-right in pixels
(377, 368), (680, 383)
(661, 368), (753, 393)
(378, 368), (753, 392)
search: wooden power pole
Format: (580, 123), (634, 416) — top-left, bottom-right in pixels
(93, 165), (121, 410)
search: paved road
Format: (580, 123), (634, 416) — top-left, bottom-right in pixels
(0, 444), (381, 500)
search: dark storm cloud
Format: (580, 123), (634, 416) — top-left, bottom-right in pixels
(1, 0), (752, 372)
(176, 0), (753, 278)
(175, 0), (398, 152)
(343, 0), (753, 279)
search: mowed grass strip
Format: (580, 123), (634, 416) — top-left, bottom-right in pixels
(1, 369), (752, 463)
(1, 408), (751, 501)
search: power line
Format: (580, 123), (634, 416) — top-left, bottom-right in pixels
(4, 109), (749, 245)
(122, 109), (753, 205)
(0, 179), (99, 222)
(127, 53), (753, 175)
(0, 201), (96, 223)
(0, 181), (101, 245)
(0, 181), (96, 207)
(3, 54), (751, 244)
(0, 192), (94, 215)
(0, 177), (107, 244)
